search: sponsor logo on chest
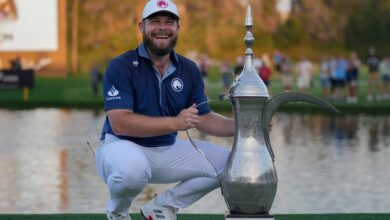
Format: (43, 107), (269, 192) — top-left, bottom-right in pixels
(171, 78), (183, 92)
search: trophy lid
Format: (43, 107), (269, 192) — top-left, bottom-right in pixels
(229, 5), (269, 98)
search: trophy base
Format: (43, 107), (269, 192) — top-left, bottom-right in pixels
(225, 213), (274, 220)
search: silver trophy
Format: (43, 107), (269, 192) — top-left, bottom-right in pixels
(221, 4), (339, 220)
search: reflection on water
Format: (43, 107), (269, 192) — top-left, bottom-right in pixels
(272, 113), (390, 213)
(0, 109), (389, 214)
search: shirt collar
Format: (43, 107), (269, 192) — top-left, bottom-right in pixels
(138, 43), (179, 66)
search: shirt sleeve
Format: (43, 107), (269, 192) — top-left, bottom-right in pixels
(188, 63), (211, 116)
(103, 59), (134, 111)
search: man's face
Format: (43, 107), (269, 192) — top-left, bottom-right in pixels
(141, 13), (179, 57)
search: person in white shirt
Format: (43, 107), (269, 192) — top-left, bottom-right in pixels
(296, 56), (313, 92)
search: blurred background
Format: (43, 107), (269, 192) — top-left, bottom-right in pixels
(67, 0), (390, 74)
(1, 0), (390, 74)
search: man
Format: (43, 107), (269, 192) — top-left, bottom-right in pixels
(90, 63), (102, 97)
(96, 1), (234, 219)
(296, 56), (313, 92)
(379, 57), (390, 100)
(10, 55), (22, 71)
(366, 46), (381, 101)
(197, 53), (211, 95)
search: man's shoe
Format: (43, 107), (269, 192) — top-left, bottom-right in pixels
(106, 212), (131, 220)
(140, 198), (177, 220)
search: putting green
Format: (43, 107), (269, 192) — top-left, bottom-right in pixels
(0, 213), (388, 220)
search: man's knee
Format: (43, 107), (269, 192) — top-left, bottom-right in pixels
(108, 167), (151, 197)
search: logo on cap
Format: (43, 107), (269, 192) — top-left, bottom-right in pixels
(157, 0), (168, 8)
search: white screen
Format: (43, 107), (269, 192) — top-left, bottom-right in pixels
(0, 0), (58, 51)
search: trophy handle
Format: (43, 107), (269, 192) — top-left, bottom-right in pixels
(263, 92), (340, 161)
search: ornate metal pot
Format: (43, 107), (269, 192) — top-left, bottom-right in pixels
(220, 5), (339, 216)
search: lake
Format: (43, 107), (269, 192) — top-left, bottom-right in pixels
(0, 109), (389, 214)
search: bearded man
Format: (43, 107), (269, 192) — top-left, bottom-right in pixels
(96, 0), (235, 219)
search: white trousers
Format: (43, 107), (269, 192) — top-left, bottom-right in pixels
(95, 134), (229, 216)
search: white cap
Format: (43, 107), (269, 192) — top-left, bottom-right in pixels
(142, 0), (179, 20)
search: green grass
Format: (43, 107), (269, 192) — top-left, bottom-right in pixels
(0, 68), (389, 114)
(0, 214), (388, 220)
(0, 75), (102, 109)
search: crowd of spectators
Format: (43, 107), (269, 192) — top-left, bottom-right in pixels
(215, 47), (390, 103)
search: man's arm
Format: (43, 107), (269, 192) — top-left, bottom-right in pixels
(197, 112), (235, 137)
(108, 104), (199, 137)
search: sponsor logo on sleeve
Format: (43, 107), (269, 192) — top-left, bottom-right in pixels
(106, 86), (121, 101)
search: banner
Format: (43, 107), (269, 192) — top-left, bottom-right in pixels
(0, 69), (34, 89)
(0, 0), (58, 51)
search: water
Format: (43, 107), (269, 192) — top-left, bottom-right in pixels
(0, 109), (389, 214)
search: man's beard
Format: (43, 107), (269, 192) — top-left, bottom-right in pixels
(143, 32), (178, 57)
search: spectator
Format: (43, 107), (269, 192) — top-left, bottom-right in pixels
(261, 52), (272, 69)
(219, 59), (233, 94)
(333, 54), (348, 100)
(198, 53), (211, 96)
(346, 52), (361, 103)
(10, 56), (22, 71)
(379, 57), (390, 100)
(254, 57), (262, 73)
(90, 63), (102, 97)
(257, 59), (272, 93)
(272, 50), (283, 73)
(280, 56), (293, 91)
(319, 55), (331, 98)
(329, 55), (337, 96)
(366, 47), (381, 101)
(233, 56), (244, 76)
(296, 56), (312, 92)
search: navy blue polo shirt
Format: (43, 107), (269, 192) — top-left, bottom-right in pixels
(101, 44), (210, 147)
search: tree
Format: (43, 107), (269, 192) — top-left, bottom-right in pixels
(71, 0), (79, 75)
(345, 1), (390, 58)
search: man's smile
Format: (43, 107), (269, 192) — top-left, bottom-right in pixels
(155, 35), (169, 39)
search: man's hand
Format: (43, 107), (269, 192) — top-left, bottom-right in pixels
(175, 104), (199, 130)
